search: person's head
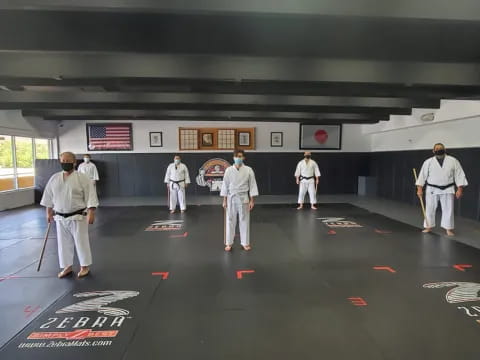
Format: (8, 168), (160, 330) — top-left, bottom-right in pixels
(433, 143), (446, 158)
(60, 152), (76, 172)
(304, 151), (312, 160)
(83, 154), (91, 163)
(174, 155), (181, 165)
(233, 149), (245, 166)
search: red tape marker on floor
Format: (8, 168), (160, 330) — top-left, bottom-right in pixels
(374, 229), (392, 234)
(453, 264), (472, 272)
(327, 229), (336, 235)
(169, 232), (188, 238)
(348, 297), (368, 306)
(151, 272), (169, 279)
(236, 270), (255, 279)
(24, 305), (41, 318)
(373, 266), (396, 273)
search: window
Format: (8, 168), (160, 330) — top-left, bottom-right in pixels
(35, 138), (50, 159)
(0, 136), (53, 192)
(15, 137), (34, 189)
(0, 135), (15, 191)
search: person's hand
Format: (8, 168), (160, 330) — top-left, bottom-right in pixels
(222, 199), (227, 209)
(316, 179), (319, 186)
(249, 199), (255, 211)
(47, 213), (54, 224)
(296, 178), (300, 185)
(87, 211), (95, 224)
(417, 187), (423, 197)
(185, 183), (189, 188)
(456, 188), (464, 199)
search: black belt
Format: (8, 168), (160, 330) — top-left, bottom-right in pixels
(169, 179), (185, 184)
(426, 182), (455, 190)
(299, 176), (314, 180)
(55, 208), (86, 218)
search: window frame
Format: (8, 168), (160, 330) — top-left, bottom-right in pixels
(0, 136), (54, 193)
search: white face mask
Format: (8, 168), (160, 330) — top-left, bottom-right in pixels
(174, 159), (181, 165)
(84, 157), (90, 163)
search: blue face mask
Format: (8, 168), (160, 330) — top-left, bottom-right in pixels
(234, 157), (243, 166)
(174, 159), (180, 165)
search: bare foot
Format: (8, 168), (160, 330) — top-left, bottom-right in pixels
(181, 210), (186, 213)
(242, 245), (252, 251)
(170, 210), (175, 214)
(422, 228), (433, 233)
(297, 205), (303, 210)
(77, 266), (90, 278)
(311, 205), (317, 210)
(224, 245), (232, 252)
(58, 266), (73, 279)
(446, 229), (455, 236)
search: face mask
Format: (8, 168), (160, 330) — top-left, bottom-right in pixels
(234, 157), (243, 166)
(174, 159), (180, 165)
(434, 149), (446, 156)
(61, 162), (74, 172)
(305, 155), (311, 159)
(83, 157), (90, 163)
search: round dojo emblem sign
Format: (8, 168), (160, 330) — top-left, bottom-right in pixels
(314, 129), (329, 144)
(196, 158), (231, 192)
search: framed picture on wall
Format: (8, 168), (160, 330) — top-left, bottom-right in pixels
(149, 132), (163, 147)
(238, 131), (251, 146)
(299, 124), (342, 150)
(270, 132), (283, 147)
(87, 123), (133, 151)
(201, 132), (214, 147)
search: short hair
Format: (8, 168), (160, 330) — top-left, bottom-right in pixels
(174, 154), (181, 158)
(234, 149), (245, 157)
(60, 152), (76, 161)
(433, 143), (445, 149)
(83, 154), (91, 158)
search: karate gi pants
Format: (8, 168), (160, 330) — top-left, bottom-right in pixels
(169, 183), (186, 211)
(55, 217), (92, 268)
(425, 190), (455, 229)
(225, 194), (250, 246)
(298, 180), (316, 205)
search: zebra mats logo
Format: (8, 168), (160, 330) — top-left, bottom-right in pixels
(145, 220), (183, 231)
(424, 282), (480, 324)
(18, 290), (139, 350)
(317, 217), (363, 228)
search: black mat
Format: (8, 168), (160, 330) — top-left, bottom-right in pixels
(1, 203), (480, 359)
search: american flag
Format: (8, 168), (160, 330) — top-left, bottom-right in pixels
(88, 124), (132, 150)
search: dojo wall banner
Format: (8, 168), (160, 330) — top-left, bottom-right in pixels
(195, 158), (231, 192)
(299, 124), (342, 150)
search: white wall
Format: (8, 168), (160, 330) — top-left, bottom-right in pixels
(58, 120), (370, 153)
(362, 100), (480, 152)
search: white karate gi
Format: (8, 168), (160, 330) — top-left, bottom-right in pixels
(220, 165), (259, 246)
(416, 155), (468, 229)
(77, 161), (99, 184)
(294, 159), (321, 205)
(164, 163), (191, 211)
(40, 171), (99, 268)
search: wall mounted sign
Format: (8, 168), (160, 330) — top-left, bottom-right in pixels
(149, 132), (163, 147)
(270, 132), (283, 147)
(300, 124), (342, 150)
(179, 127), (255, 151)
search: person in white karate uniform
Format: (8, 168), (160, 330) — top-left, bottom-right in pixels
(295, 151), (321, 210)
(77, 154), (100, 187)
(221, 149), (259, 252)
(40, 152), (99, 278)
(164, 155), (191, 213)
(416, 143), (468, 236)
